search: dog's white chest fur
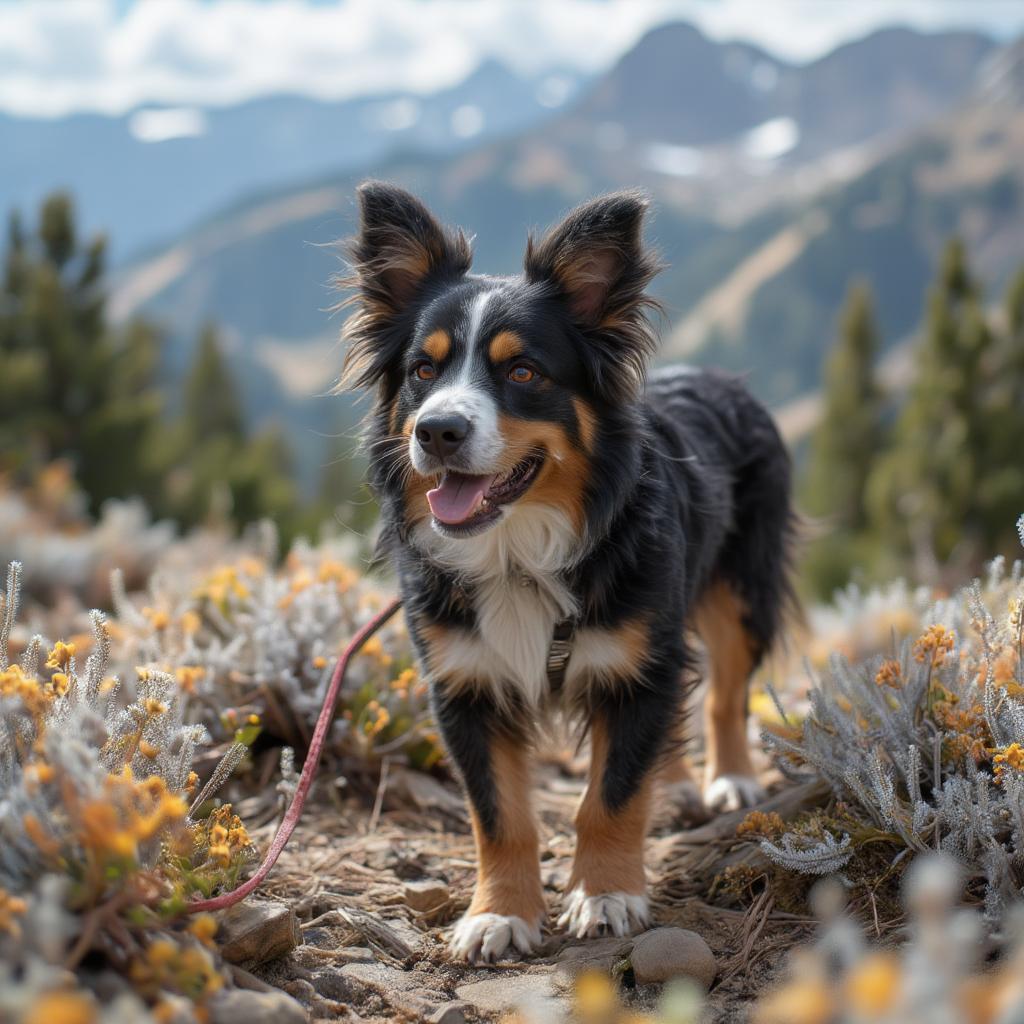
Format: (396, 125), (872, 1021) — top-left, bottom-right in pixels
(414, 505), (579, 707)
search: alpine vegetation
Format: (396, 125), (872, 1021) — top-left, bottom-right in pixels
(756, 856), (1024, 1024)
(760, 517), (1024, 921)
(110, 525), (437, 770)
(0, 561), (252, 1020)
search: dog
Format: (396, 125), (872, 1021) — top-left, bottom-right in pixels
(339, 182), (796, 963)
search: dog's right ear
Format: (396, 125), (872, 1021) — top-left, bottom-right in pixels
(340, 182), (472, 390)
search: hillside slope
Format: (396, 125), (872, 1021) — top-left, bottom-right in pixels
(109, 22), (1017, 483)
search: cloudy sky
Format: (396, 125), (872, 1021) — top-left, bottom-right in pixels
(2, 0), (1024, 119)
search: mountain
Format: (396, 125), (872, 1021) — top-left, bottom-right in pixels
(107, 21), (1014, 488)
(0, 59), (584, 262)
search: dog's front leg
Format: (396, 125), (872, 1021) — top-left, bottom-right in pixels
(433, 685), (545, 963)
(560, 683), (680, 939)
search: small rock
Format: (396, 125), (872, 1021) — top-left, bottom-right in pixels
(456, 972), (568, 1017)
(554, 936), (633, 983)
(209, 988), (308, 1024)
(381, 915), (423, 953)
(282, 979), (318, 1005)
(217, 900), (302, 968)
(403, 879), (450, 913)
(629, 927), (717, 989)
(340, 961), (450, 1019)
(311, 969), (353, 1003)
(428, 1002), (469, 1024)
(336, 946), (376, 964)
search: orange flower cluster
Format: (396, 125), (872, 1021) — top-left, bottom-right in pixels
(23, 766), (190, 871)
(737, 810), (786, 840)
(932, 698), (991, 765)
(196, 805), (252, 869)
(913, 624), (955, 668)
(994, 743), (1024, 785)
(0, 887), (27, 938)
(874, 659), (903, 689)
(130, 936), (224, 1005)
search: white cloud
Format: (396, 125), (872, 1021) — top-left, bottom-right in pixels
(0, 0), (1022, 119)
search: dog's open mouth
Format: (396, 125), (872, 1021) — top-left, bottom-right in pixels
(426, 454), (544, 535)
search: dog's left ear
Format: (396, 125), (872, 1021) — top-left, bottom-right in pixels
(524, 191), (661, 400)
(340, 181), (472, 391)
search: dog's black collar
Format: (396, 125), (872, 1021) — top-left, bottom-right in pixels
(546, 618), (576, 694)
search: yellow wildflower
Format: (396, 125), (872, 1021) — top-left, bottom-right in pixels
(914, 625), (955, 668)
(874, 659), (902, 688)
(175, 666), (205, 694)
(143, 607), (171, 630)
(0, 887), (27, 937)
(845, 953), (901, 1015)
(45, 640), (76, 670)
(754, 979), (833, 1024)
(574, 971), (618, 1020)
(181, 609), (202, 635)
(190, 913), (219, 947)
(994, 743), (1024, 784)
(24, 992), (96, 1024)
(737, 810), (785, 840)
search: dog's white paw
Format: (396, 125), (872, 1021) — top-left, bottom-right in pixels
(704, 774), (766, 812)
(557, 888), (649, 939)
(450, 912), (542, 963)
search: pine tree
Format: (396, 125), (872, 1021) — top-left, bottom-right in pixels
(867, 240), (994, 580)
(0, 194), (164, 508)
(981, 267), (1024, 546)
(182, 324), (245, 444)
(163, 324), (300, 537)
(803, 281), (883, 529)
(802, 281), (885, 595)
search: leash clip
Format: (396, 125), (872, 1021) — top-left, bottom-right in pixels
(546, 618), (575, 694)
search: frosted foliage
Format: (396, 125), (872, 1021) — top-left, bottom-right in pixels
(763, 527), (1024, 925)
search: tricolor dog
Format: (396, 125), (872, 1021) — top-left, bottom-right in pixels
(339, 182), (796, 963)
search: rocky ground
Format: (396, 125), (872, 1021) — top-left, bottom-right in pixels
(214, 743), (822, 1024)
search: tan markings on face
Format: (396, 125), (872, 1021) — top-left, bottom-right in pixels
(423, 329), (452, 364)
(467, 733), (545, 922)
(487, 330), (524, 365)
(570, 397), (597, 453)
(693, 580), (758, 782)
(568, 717), (651, 897)
(496, 414), (590, 532)
(400, 413), (434, 525)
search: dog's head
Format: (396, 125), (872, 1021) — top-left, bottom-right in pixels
(341, 182), (661, 544)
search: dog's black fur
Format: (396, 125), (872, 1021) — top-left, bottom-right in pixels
(339, 181), (796, 960)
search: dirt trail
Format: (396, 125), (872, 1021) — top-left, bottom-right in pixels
(242, 755), (817, 1022)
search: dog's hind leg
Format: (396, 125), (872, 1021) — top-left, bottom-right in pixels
(694, 581), (766, 811)
(433, 686), (545, 963)
(697, 406), (796, 812)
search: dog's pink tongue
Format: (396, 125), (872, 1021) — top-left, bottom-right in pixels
(426, 473), (494, 525)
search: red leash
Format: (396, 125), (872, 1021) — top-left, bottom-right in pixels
(187, 597), (403, 914)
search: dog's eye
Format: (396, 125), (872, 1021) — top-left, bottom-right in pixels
(413, 361), (436, 381)
(508, 364), (536, 384)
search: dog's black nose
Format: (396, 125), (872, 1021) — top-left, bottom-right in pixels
(416, 413), (470, 460)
